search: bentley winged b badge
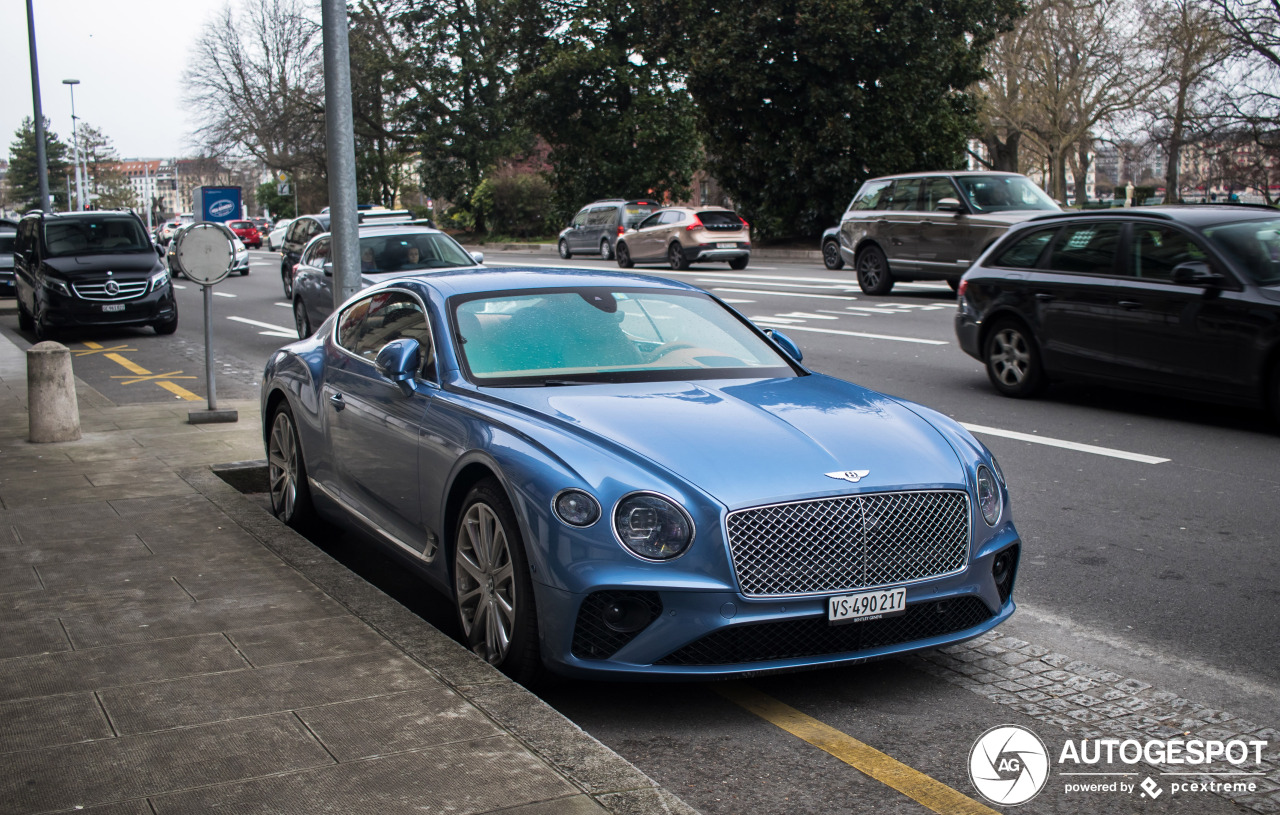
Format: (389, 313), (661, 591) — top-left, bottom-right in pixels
(825, 469), (870, 483)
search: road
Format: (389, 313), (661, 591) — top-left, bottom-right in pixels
(5, 247), (1277, 814)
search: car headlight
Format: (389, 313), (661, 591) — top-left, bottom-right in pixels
(613, 492), (694, 560)
(976, 465), (1002, 526)
(44, 277), (71, 297)
(150, 270), (169, 292)
(553, 489), (600, 527)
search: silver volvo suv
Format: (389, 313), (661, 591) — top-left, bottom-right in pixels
(832, 171), (1060, 294)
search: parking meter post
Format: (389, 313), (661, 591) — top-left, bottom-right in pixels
(204, 284), (217, 411)
(174, 222), (238, 425)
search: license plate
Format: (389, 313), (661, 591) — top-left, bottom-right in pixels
(717, 242), (736, 249)
(828, 587), (907, 625)
(102, 303), (126, 312)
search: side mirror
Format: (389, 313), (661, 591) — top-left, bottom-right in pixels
(155, 244), (165, 258)
(322, 261), (333, 277)
(936, 198), (965, 213)
(763, 328), (803, 363)
(471, 251), (484, 264)
(374, 338), (421, 396)
(1170, 261), (1225, 287)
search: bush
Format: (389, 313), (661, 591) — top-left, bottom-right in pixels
(471, 168), (552, 238)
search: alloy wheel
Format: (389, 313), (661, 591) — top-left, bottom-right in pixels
(455, 502), (518, 665)
(988, 327), (1033, 389)
(294, 300), (311, 339)
(268, 411), (300, 522)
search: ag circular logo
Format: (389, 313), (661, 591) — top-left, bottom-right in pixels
(969, 724), (1050, 806)
(209, 200), (236, 218)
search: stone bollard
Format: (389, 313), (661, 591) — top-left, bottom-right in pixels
(27, 341), (82, 443)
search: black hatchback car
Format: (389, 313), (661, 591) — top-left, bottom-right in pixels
(14, 210), (177, 340)
(955, 205), (1280, 420)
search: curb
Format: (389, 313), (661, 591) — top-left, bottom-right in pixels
(188, 462), (700, 815)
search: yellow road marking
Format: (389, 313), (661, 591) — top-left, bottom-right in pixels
(77, 342), (203, 401)
(715, 683), (998, 815)
(72, 343), (137, 356)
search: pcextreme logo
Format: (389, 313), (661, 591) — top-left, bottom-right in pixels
(969, 724), (1051, 806)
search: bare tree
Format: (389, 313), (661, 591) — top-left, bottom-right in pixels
(183, 0), (327, 211)
(974, 19), (1036, 172)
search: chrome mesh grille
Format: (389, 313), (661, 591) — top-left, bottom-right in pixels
(726, 490), (970, 597)
(72, 280), (149, 301)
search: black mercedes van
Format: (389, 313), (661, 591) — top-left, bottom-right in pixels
(14, 210), (177, 339)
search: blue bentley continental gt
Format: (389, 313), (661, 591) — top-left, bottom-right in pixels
(261, 267), (1021, 683)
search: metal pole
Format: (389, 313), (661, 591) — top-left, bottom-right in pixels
(64, 80), (84, 210)
(321, 0), (360, 312)
(203, 285), (217, 411)
(25, 0), (50, 212)
(143, 162), (153, 232)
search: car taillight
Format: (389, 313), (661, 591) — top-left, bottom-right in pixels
(740, 217), (750, 228)
(617, 225), (624, 235)
(686, 215), (704, 232)
(956, 279), (968, 299)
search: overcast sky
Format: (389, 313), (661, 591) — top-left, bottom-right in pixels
(1, 1), (217, 163)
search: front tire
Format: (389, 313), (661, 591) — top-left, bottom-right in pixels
(454, 478), (542, 685)
(599, 239), (613, 260)
(616, 242), (633, 268)
(153, 310), (178, 335)
(558, 239), (572, 259)
(856, 245), (893, 295)
(267, 403), (317, 530)
(984, 319), (1044, 397)
(823, 240), (845, 270)
(17, 300), (34, 332)
(668, 243), (690, 271)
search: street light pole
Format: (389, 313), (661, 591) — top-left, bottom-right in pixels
(25, 0), (50, 212)
(63, 79), (84, 211)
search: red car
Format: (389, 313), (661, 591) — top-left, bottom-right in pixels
(227, 219), (262, 249)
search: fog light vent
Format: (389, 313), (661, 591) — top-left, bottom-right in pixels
(571, 591), (662, 660)
(992, 544), (1020, 604)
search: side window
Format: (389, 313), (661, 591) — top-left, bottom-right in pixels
(1046, 222), (1123, 275)
(572, 209), (589, 227)
(1132, 225), (1208, 281)
(887, 179), (923, 211)
(850, 180), (892, 211)
(349, 291), (435, 376)
(660, 211), (686, 225)
(587, 207), (612, 226)
(638, 212), (664, 229)
(922, 178), (961, 211)
(994, 229), (1057, 268)
(302, 238), (329, 267)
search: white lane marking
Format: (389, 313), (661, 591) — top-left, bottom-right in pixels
(698, 277), (858, 292)
(213, 291), (237, 298)
(751, 316), (805, 324)
(260, 330), (299, 339)
(896, 281), (951, 289)
(227, 315), (297, 333)
(776, 311), (839, 320)
(712, 287), (856, 301)
(843, 305), (912, 315)
(274, 302), (292, 309)
(720, 298), (755, 304)
(764, 323), (947, 345)
(960, 423), (1170, 464)
(173, 284), (187, 290)
(668, 270), (852, 285)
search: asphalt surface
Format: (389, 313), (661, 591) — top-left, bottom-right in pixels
(4, 247), (1277, 814)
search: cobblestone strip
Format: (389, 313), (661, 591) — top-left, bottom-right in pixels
(912, 631), (1280, 813)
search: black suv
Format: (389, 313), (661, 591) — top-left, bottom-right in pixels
(557, 199), (660, 261)
(955, 205), (1280, 420)
(14, 210), (176, 339)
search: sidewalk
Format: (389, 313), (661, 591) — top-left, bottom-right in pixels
(0, 331), (696, 815)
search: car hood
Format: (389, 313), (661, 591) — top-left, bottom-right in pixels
(967, 210), (1056, 227)
(487, 374), (966, 509)
(43, 252), (161, 277)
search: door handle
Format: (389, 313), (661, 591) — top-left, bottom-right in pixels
(1118, 300), (1142, 310)
(328, 393), (346, 411)
(1034, 293), (1055, 301)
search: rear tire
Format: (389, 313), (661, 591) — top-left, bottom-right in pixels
(616, 242), (633, 268)
(668, 243), (689, 271)
(600, 239), (613, 260)
(823, 240), (844, 270)
(729, 256), (749, 270)
(281, 263), (294, 299)
(855, 245), (893, 295)
(454, 478), (543, 686)
(1268, 359), (1280, 427)
(558, 239), (572, 260)
(294, 299), (312, 339)
(267, 402), (317, 531)
(984, 319), (1044, 398)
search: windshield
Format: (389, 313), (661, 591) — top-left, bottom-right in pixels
(44, 216), (151, 256)
(1203, 218), (1280, 286)
(622, 203), (659, 228)
(359, 232), (476, 272)
(453, 288), (796, 385)
(955, 176), (1060, 213)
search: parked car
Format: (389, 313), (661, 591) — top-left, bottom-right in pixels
(616, 206), (751, 270)
(266, 217), (294, 252)
(280, 209), (413, 298)
(227, 219), (262, 249)
(558, 199), (660, 260)
(955, 205), (1280, 421)
(166, 224), (249, 279)
(834, 171), (1061, 294)
(262, 267), (1020, 683)
(14, 210), (177, 338)
(0, 223), (16, 297)
(290, 224), (482, 338)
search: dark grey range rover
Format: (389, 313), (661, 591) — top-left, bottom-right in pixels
(828, 171), (1061, 294)
(14, 210), (177, 340)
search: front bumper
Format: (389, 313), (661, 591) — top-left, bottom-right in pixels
(537, 537), (1021, 679)
(42, 285), (176, 329)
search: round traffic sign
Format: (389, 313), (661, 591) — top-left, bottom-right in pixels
(173, 223), (235, 286)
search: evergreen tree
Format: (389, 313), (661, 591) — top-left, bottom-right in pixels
(7, 117), (72, 212)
